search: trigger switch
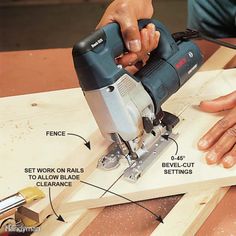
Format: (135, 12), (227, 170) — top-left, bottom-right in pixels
(142, 117), (153, 133)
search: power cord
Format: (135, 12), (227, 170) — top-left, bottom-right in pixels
(172, 29), (236, 50)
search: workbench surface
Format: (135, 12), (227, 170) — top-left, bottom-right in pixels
(0, 40), (236, 235)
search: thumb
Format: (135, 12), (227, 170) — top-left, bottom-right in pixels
(118, 15), (141, 53)
(199, 91), (236, 113)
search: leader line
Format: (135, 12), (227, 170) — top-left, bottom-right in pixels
(80, 180), (164, 223)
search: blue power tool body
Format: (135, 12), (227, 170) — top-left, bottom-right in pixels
(72, 19), (203, 182)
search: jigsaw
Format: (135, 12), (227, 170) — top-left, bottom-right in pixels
(72, 19), (203, 182)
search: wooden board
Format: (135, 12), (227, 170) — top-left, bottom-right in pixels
(150, 47), (236, 236)
(0, 88), (109, 223)
(18, 129), (110, 223)
(199, 47), (236, 71)
(58, 68), (236, 212)
(151, 187), (230, 236)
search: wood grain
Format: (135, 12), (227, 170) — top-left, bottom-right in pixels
(151, 188), (229, 236)
(0, 88), (110, 223)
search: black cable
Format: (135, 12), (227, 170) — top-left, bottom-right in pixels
(172, 29), (236, 50)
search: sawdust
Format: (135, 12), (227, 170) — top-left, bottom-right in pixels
(81, 195), (182, 236)
(4, 120), (35, 146)
(27, 120), (33, 129)
(196, 187), (236, 236)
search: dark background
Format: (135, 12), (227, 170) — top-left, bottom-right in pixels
(0, 0), (187, 51)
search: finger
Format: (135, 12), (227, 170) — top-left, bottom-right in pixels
(198, 107), (236, 150)
(116, 27), (152, 68)
(127, 28), (149, 67)
(134, 61), (146, 70)
(140, 28), (149, 52)
(117, 14), (141, 52)
(116, 53), (138, 67)
(125, 65), (139, 74)
(97, 4), (141, 53)
(146, 23), (156, 50)
(139, 30), (160, 63)
(205, 124), (236, 164)
(221, 144), (236, 168)
(137, 28), (150, 64)
(199, 91), (236, 113)
(153, 31), (161, 49)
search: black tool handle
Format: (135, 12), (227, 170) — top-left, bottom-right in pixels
(102, 19), (178, 60)
(73, 19), (179, 91)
